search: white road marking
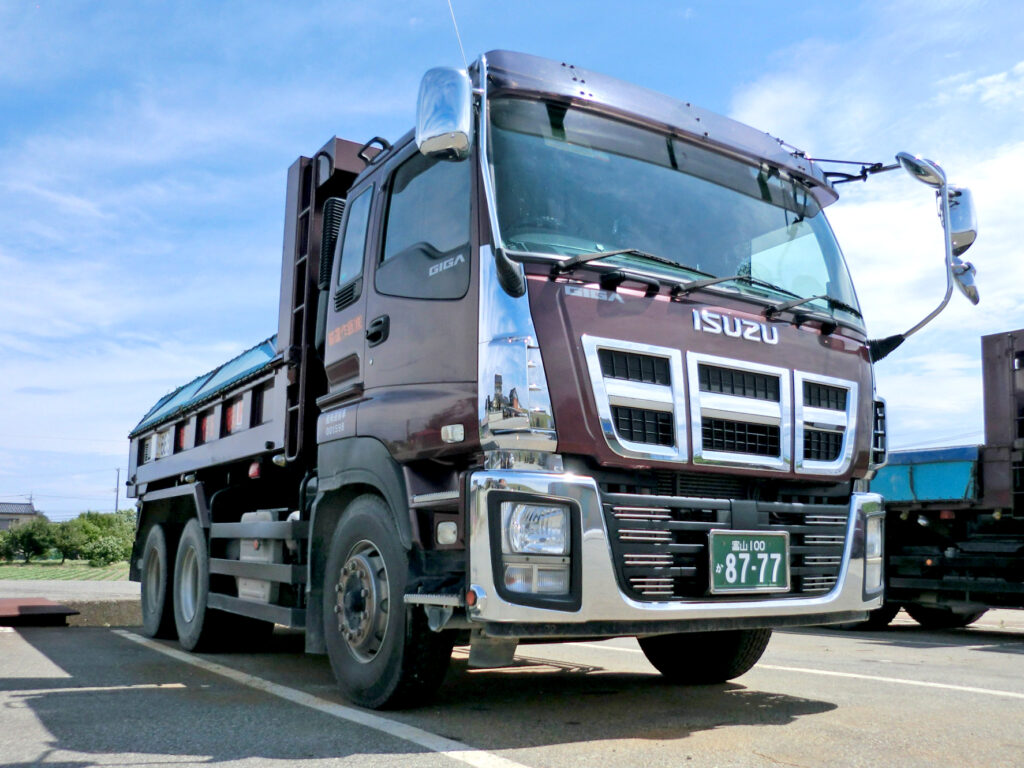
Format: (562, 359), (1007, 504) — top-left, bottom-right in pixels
(12, 683), (186, 696)
(566, 641), (1024, 701)
(755, 665), (1024, 700)
(114, 630), (531, 768)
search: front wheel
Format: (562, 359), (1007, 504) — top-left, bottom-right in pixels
(905, 603), (987, 629)
(639, 628), (772, 684)
(323, 495), (455, 709)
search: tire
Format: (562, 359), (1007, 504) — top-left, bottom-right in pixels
(905, 603), (988, 629)
(323, 495), (455, 709)
(173, 519), (228, 651)
(140, 524), (176, 639)
(836, 602), (901, 631)
(638, 628), (772, 684)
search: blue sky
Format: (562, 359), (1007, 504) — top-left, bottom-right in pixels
(2, 1), (1022, 519)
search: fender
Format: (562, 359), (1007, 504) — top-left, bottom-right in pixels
(306, 436), (410, 654)
(129, 482), (210, 580)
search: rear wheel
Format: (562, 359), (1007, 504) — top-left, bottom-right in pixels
(905, 603), (987, 629)
(140, 524), (176, 639)
(323, 495), (455, 709)
(173, 519), (229, 651)
(639, 628), (772, 684)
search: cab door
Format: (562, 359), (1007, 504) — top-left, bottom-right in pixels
(359, 143), (478, 457)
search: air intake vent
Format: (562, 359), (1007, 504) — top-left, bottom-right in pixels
(334, 280), (359, 311)
(599, 349), (670, 385)
(319, 198), (346, 289)
(804, 381), (848, 411)
(612, 407), (674, 446)
(702, 418), (780, 456)
(805, 429), (843, 462)
(699, 364), (780, 402)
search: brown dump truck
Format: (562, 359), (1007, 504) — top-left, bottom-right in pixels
(126, 50), (979, 708)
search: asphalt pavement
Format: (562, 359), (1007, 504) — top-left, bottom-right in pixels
(1, 610), (1021, 767)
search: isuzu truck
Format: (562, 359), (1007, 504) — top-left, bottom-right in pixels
(126, 51), (980, 708)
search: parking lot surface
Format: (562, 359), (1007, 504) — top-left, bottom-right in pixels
(1, 611), (1022, 767)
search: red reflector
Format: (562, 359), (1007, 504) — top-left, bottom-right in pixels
(248, 461), (260, 479)
(940, 510), (955, 520)
(465, 589), (477, 607)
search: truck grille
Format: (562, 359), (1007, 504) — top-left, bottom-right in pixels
(804, 381), (848, 411)
(584, 337), (859, 474)
(612, 406), (674, 446)
(699, 363), (780, 401)
(702, 418), (780, 457)
(804, 429), (843, 462)
(601, 491), (849, 601)
(599, 349), (670, 385)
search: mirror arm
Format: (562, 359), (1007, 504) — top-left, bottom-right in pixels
(872, 182), (956, 361)
(475, 53), (526, 298)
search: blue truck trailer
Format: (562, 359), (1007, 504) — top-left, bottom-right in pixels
(868, 328), (1024, 628)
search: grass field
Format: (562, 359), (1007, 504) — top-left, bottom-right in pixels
(0, 561), (130, 581)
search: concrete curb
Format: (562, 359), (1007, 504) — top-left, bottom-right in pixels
(63, 599), (142, 627)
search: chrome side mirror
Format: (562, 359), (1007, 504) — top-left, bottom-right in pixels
(870, 154), (980, 361)
(896, 152), (946, 188)
(415, 67), (473, 160)
(948, 186), (977, 256)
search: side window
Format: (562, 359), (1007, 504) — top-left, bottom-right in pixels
(375, 152), (471, 299)
(336, 186), (373, 288)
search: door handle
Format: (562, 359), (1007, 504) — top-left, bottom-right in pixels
(366, 315), (390, 347)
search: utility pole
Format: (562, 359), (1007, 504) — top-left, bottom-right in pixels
(114, 468), (120, 514)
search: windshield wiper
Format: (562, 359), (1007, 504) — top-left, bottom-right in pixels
(671, 273), (802, 301)
(764, 293), (862, 319)
(549, 248), (713, 278)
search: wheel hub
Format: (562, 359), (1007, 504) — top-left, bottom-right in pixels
(334, 541), (389, 662)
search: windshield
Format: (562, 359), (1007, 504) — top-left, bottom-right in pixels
(488, 98), (862, 326)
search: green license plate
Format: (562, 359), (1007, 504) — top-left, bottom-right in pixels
(709, 530), (790, 594)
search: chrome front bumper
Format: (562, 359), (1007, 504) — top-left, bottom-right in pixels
(467, 470), (883, 632)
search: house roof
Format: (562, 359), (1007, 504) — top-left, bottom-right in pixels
(0, 502), (38, 516)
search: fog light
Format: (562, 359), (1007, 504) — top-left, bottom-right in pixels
(503, 562), (570, 594)
(501, 502), (569, 555)
(865, 560), (883, 591)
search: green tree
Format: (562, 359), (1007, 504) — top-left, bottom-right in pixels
(6, 518), (55, 563)
(75, 509), (137, 566)
(52, 518), (90, 564)
(0, 529), (16, 562)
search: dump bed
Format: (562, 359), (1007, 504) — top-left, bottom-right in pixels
(126, 336), (286, 493)
(871, 446), (981, 506)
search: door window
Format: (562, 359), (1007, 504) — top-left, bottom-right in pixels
(376, 152), (471, 299)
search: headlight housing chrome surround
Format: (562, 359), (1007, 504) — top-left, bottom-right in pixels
(863, 510), (885, 595)
(487, 492), (581, 610)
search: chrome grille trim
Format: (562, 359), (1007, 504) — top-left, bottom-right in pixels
(613, 506), (672, 520)
(805, 515), (848, 526)
(687, 352), (791, 471)
(801, 576), (838, 592)
(805, 535), (845, 545)
(804, 555), (842, 566)
(794, 370), (858, 476)
(583, 335), (687, 462)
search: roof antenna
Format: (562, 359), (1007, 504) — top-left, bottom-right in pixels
(446, 0), (468, 69)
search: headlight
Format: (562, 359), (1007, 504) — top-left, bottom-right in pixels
(501, 502), (569, 555)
